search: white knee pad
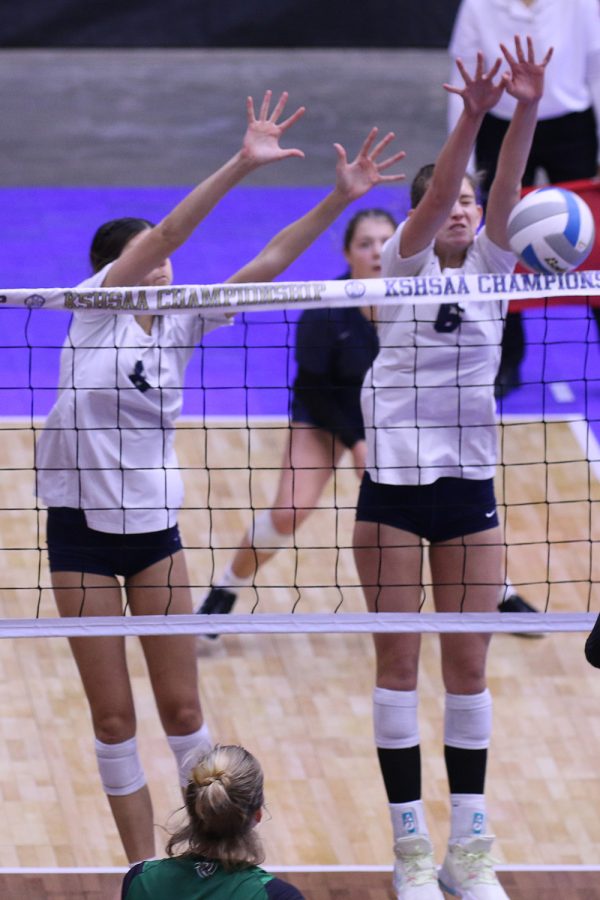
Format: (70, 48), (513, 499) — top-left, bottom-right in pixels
(373, 687), (420, 749)
(95, 737), (146, 796)
(167, 723), (212, 788)
(251, 510), (293, 550)
(444, 689), (492, 750)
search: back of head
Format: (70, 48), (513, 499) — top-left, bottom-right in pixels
(167, 744), (265, 869)
(89, 217), (154, 273)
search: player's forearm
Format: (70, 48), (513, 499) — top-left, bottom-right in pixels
(428, 109), (483, 208)
(489, 100), (538, 206)
(229, 188), (350, 284)
(155, 151), (259, 252)
(266, 187), (349, 267)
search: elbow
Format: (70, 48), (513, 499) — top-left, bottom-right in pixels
(153, 218), (186, 254)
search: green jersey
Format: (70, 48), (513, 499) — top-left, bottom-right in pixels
(122, 856), (304, 899)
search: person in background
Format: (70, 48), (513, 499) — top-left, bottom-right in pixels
(198, 208), (397, 628)
(448, 0), (600, 399)
(585, 612), (600, 667)
(121, 744), (305, 899)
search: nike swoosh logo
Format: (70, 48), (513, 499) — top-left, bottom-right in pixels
(485, 511), (495, 518)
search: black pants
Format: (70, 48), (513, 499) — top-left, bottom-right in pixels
(476, 108), (599, 376)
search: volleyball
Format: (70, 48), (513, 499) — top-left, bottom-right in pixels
(506, 187), (596, 274)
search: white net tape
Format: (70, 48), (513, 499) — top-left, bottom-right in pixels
(1, 612), (595, 639)
(3, 269), (600, 314)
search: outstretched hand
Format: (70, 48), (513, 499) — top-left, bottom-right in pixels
(444, 52), (508, 118)
(501, 35), (553, 105)
(241, 90), (306, 167)
(334, 128), (406, 201)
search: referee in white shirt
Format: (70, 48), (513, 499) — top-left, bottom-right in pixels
(448, 0), (600, 397)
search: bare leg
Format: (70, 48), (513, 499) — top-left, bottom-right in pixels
(52, 572), (154, 862)
(230, 424), (346, 580)
(127, 551), (204, 737)
(430, 526), (503, 694)
(430, 528), (503, 851)
(350, 438), (367, 479)
(353, 520), (424, 689)
(353, 520), (432, 858)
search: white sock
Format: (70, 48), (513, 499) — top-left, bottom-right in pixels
(449, 793), (488, 841)
(390, 800), (429, 840)
(217, 562), (253, 590)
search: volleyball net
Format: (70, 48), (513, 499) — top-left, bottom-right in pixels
(1, 270), (600, 638)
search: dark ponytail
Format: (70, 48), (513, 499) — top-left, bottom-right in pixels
(89, 217), (155, 272)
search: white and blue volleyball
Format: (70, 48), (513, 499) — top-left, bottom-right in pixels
(507, 187), (595, 274)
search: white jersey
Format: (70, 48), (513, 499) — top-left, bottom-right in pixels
(36, 264), (229, 534)
(448, 0), (600, 125)
(362, 223), (516, 485)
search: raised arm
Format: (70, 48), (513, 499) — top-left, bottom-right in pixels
(399, 53), (507, 259)
(103, 91), (305, 287)
(227, 128), (405, 284)
(486, 36), (553, 249)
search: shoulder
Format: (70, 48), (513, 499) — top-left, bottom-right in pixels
(67, 263), (119, 330)
(121, 859), (153, 898)
(122, 857), (219, 898)
(468, 228), (516, 274)
(265, 874), (306, 899)
(75, 262), (114, 292)
(381, 221), (436, 278)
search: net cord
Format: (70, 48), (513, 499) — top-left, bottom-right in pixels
(0, 612), (594, 639)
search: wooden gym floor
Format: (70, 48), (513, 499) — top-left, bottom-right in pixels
(0, 417), (599, 898)
(0, 868), (600, 899)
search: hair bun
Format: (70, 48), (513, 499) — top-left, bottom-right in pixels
(197, 775), (218, 788)
(195, 769), (227, 789)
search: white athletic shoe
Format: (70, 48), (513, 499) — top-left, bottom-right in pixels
(393, 834), (444, 898)
(438, 835), (509, 899)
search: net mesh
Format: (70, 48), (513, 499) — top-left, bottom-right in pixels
(1, 273), (599, 637)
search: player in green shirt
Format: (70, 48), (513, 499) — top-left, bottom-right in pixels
(121, 745), (303, 899)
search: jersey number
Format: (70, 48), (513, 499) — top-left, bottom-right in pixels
(129, 360), (151, 393)
(434, 303), (463, 333)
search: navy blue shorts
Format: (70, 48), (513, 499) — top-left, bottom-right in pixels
(355, 473), (499, 543)
(46, 507), (183, 578)
(290, 394), (319, 428)
(290, 395), (365, 449)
